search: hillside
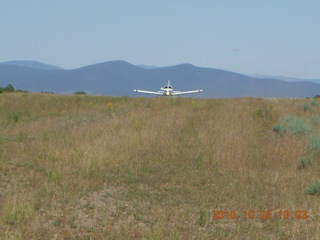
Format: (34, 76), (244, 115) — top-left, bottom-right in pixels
(1, 60), (320, 97)
(0, 60), (62, 70)
(0, 93), (319, 239)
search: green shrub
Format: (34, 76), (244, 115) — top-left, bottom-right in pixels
(305, 181), (320, 195)
(285, 116), (312, 134)
(273, 115), (311, 135)
(272, 122), (283, 134)
(297, 158), (312, 169)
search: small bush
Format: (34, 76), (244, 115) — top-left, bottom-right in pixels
(285, 116), (312, 134)
(297, 158), (312, 169)
(273, 115), (311, 135)
(305, 181), (320, 195)
(272, 123), (283, 134)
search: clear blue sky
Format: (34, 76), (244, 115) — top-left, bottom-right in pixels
(1, 0), (320, 78)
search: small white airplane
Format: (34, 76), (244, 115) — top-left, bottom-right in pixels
(134, 81), (203, 96)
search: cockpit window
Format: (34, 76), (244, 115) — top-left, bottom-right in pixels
(164, 85), (172, 89)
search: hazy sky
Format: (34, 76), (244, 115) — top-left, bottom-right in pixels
(1, 0), (320, 78)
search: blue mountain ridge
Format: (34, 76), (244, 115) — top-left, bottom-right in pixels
(0, 60), (320, 98)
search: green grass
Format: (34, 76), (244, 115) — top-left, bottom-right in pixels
(305, 181), (320, 195)
(0, 93), (319, 239)
(1, 194), (35, 226)
(308, 134), (320, 153)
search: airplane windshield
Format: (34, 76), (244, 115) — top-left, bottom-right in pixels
(164, 85), (172, 89)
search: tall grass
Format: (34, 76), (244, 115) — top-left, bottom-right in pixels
(308, 134), (320, 153)
(1, 194), (35, 225)
(0, 93), (319, 239)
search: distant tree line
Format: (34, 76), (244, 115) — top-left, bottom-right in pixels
(0, 84), (15, 93)
(74, 91), (86, 95)
(0, 84), (28, 93)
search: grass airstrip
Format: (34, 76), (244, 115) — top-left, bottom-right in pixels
(0, 93), (319, 239)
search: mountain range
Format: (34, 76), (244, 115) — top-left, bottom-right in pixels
(1, 60), (320, 98)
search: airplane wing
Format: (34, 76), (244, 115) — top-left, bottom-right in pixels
(134, 89), (163, 95)
(171, 90), (203, 96)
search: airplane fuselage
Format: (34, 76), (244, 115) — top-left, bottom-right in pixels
(161, 87), (172, 96)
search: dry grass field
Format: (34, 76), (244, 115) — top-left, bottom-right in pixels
(0, 93), (319, 239)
